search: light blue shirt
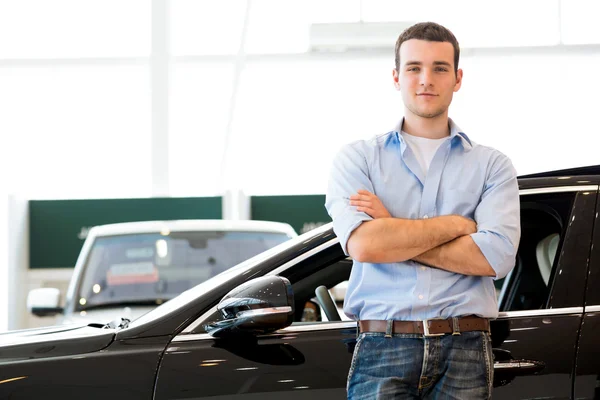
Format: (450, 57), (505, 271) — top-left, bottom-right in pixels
(325, 118), (521, 321)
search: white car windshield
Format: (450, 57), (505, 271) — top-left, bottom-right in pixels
(75, 231), (292, 311)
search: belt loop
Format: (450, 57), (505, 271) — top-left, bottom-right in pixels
(385, 319), (393, 338)
(356, 321), (360, 339)
(452, 317), (461, 336)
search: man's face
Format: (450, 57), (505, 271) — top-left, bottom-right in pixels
(392, 39), (462, 120)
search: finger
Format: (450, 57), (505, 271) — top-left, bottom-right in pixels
(351, 194), (371, 201)
(350, 201), (373, 208)
(357, 189), (373, 195)
(356, 206), (374, 214)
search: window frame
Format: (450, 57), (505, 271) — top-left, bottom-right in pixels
(497, 188), (579, 311)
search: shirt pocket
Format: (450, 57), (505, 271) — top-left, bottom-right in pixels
(439, 189), (480, 217)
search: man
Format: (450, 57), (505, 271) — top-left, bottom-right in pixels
(325, 22), (521, 399)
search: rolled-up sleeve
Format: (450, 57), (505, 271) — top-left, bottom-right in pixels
(470, 153), (521, 279)
(325, 143), (374, 256)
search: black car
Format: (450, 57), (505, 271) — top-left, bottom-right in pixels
(2, 165), (600, 399)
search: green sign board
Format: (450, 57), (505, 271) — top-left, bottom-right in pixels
(29, 197), (221, 269)
(250, 195), (331, 235)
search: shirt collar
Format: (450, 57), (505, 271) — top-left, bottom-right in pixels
(392, 117), (473, 150)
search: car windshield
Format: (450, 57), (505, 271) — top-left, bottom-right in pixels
(75, 230), (292, 311)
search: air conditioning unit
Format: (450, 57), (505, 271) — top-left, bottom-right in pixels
(309, 21), (416, 52)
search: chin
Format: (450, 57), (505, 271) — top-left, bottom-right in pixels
(415, 110), (445, 119)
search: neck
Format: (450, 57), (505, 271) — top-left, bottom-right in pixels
(402, 110), (450, 139)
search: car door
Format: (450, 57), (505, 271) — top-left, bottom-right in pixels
(154, 185), (596, 399)
(491, 185), (596, 399)
(153, 242), (354, 399)
(574, 188), (600, 399)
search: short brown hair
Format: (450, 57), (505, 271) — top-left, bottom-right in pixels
(395, 22), (460, 74)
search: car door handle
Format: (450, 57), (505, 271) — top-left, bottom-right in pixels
(494, 359), (545, 374)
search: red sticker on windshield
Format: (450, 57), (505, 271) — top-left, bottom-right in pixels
(106, 262), (159, 285)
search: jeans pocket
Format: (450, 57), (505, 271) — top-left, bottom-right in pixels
(347, 334), (366, 392)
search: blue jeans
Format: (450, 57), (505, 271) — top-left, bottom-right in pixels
(347, 331), (493, 399)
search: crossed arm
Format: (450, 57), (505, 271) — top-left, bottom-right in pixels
(347, 190), (495, 277)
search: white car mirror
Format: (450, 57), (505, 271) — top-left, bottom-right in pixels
(27, 288), (63, 317)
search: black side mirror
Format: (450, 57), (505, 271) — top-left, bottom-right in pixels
(205, 276), (295, 337)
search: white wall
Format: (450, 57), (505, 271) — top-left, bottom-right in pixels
(0, 196), (7, 331)
(24, 269), (73, 329)
(6, 196), (29, 330)
(4, 196), (73, 331)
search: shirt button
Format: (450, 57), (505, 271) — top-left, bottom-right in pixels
(421, 266), (426, 271)
(418, 294), (424, 300)
(423, 215), (429, 219)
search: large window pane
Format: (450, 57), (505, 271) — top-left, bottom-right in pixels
(169, 62), (234, 196)
(244, 1), (311, 54)
(0, 0), (150, 58)
(170, 0), (248, 56)
(561, 0), (600, 45)
(231, 50), (600, 195)
(305, 0), (361, 23)
(362, 0), (559, 48)
(244, 1), (560, 54)
(0, 66), (151, 199)
(451, 52), (600, 175)
(449, 1), (559, 48)
(229, 58), (398, 195)
(245, 0), (361, 54)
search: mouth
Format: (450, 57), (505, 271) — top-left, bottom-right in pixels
(417, 93), (437, 97)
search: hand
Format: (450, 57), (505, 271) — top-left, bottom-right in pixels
(349, 190), (392, 219)
(454, 215), (477, 235)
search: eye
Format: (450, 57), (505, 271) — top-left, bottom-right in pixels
(435, 67), (449, 72)
(408, 67), (420, 72)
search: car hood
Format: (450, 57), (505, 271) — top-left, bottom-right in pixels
(0, 323), (115, 362)
(60, 306), (155, 326)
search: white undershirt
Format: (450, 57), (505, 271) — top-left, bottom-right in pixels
(401, 131), (448, 176)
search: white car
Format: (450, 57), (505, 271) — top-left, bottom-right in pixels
(27, 219), (297, 325)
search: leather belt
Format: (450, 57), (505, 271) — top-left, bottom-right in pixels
(359, 316), (490, 337)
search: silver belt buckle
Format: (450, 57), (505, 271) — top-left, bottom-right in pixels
(422, 319), (444, 337)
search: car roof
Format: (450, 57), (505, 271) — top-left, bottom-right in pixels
(518, 165), (600, 189)
(89, 219), (298, 237)
(518, 164), (600, 179)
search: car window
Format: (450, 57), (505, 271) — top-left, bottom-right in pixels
(189, 242), (348, 333)
(287, 254), (352, 323)
(76, 231), (291, 311)
(497, 191), (577, 311)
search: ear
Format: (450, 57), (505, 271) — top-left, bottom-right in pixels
(392, 68), (401, 90)
(454, 68), (463, 92)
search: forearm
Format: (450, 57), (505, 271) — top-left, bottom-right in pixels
(413, 235), (495, 277)
(347, 215), (471, 263)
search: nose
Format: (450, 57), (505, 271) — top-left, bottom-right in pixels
(420, 69), (434, 87)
